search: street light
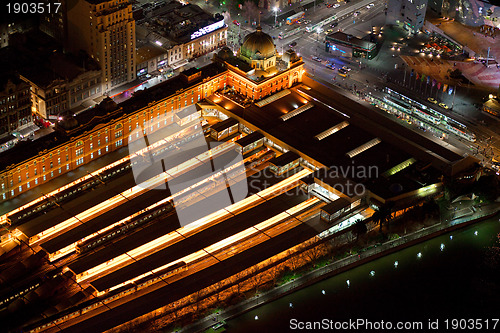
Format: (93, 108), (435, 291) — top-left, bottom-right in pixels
(274, 7), (278, 26)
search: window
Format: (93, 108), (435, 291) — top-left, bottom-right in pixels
(58, 158), (61, 165)
(76, 157), (84, 166)
(76, 148), (84, 157)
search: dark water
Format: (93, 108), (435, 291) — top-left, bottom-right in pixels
(227, 217), (500, 332)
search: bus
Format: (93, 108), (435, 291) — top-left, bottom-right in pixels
(286, 11), (305, 25)
(279, 26), (302, 39)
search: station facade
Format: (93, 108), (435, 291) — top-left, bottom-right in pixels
(0, 26), (304, 202)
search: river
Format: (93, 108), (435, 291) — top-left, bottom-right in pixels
(226, 216), (500, 332)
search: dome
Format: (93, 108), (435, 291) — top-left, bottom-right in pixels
(217, 46), (234, 60)
(240, 26), (276, 60)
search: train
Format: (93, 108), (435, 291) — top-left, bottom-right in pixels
(379, 95), (476, 142)
(75, 201), (174, 255)
(25, 262), (188, 333)
(9, 160), (133, 225)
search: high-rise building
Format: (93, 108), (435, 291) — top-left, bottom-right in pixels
(0, 75), (32, 138)
(67, 0), (136, 92)
(39, 0), (68, 47)
(386, 0), (429, 33)
(429, 0), (500, 26)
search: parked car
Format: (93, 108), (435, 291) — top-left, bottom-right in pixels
(325, 63), (336, 69)
(342, 66), (351, 72)
(312, 56), (323, 62)
(333, 4), (340, 8)
(325, 29), (334, 34)
(428, 97), (438, 104)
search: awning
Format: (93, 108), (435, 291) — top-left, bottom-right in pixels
(16, 125), (39, 138)
(170, 59), (189, 70)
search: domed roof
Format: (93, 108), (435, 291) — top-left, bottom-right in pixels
(240, 26), (276, 60)
(217, 46), (234, 60)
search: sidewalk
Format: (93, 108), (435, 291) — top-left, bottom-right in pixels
(180, 202), (500, 333)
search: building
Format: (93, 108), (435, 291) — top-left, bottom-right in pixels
(39, 0), (68, 47)
(386, 0), (428, 33)
(325, 32), (377, 59)
(135, 25), (183, 78)
(67, 0), (136, 92)
(429, 0), (500, 26)
(134, 0), (227, 77)
(0, 17), (38, 49)
(0, 25), (302, 202)
(0, 75), (33, 140)
(483, 96), (500, 117)
(214, 27), (305, 101)
(0, 63), (226, 202)
(20, 53), (103, 120)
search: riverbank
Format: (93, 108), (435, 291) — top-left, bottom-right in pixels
(182, 202), (500, 333)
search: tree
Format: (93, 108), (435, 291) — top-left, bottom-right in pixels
(353, 219), (368, 241)
(372, 202), (394, 233)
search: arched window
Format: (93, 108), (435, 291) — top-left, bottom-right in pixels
(76, 140), (83, 147)
(115, 123), (122, 130)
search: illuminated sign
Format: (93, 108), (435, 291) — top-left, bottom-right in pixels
(191, 20), (225, 40)
(331, 45), (346, 53)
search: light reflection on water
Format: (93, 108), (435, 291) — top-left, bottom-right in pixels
(227, 217), (500, 332)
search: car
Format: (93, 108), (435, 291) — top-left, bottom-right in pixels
(289, 41), (297, 47)
(428, 97), (438, 104)
(233, 20), (240, 26)
(312, 56), (323, 62)
(325, 63), (335, 69)
(354, 11), (360, 15)
(342, 66), (351, 71)
(338, 68), (348, 77)
(326, 3), (333, 7)
(333, 4), (340, 8)
(325, 29), (334, 34)
(439, 102), (449, 109)
(366, 5), (371, 8)
(331, 22), (339, 27)
(303, 20), (311, 24)
(369, 3), (374, 7)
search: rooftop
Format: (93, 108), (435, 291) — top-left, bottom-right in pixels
(207, 77), (466, 196)
(0, 62), (227, 170)
(326, 31), (376, 51)
(138, 0), (225, 45)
